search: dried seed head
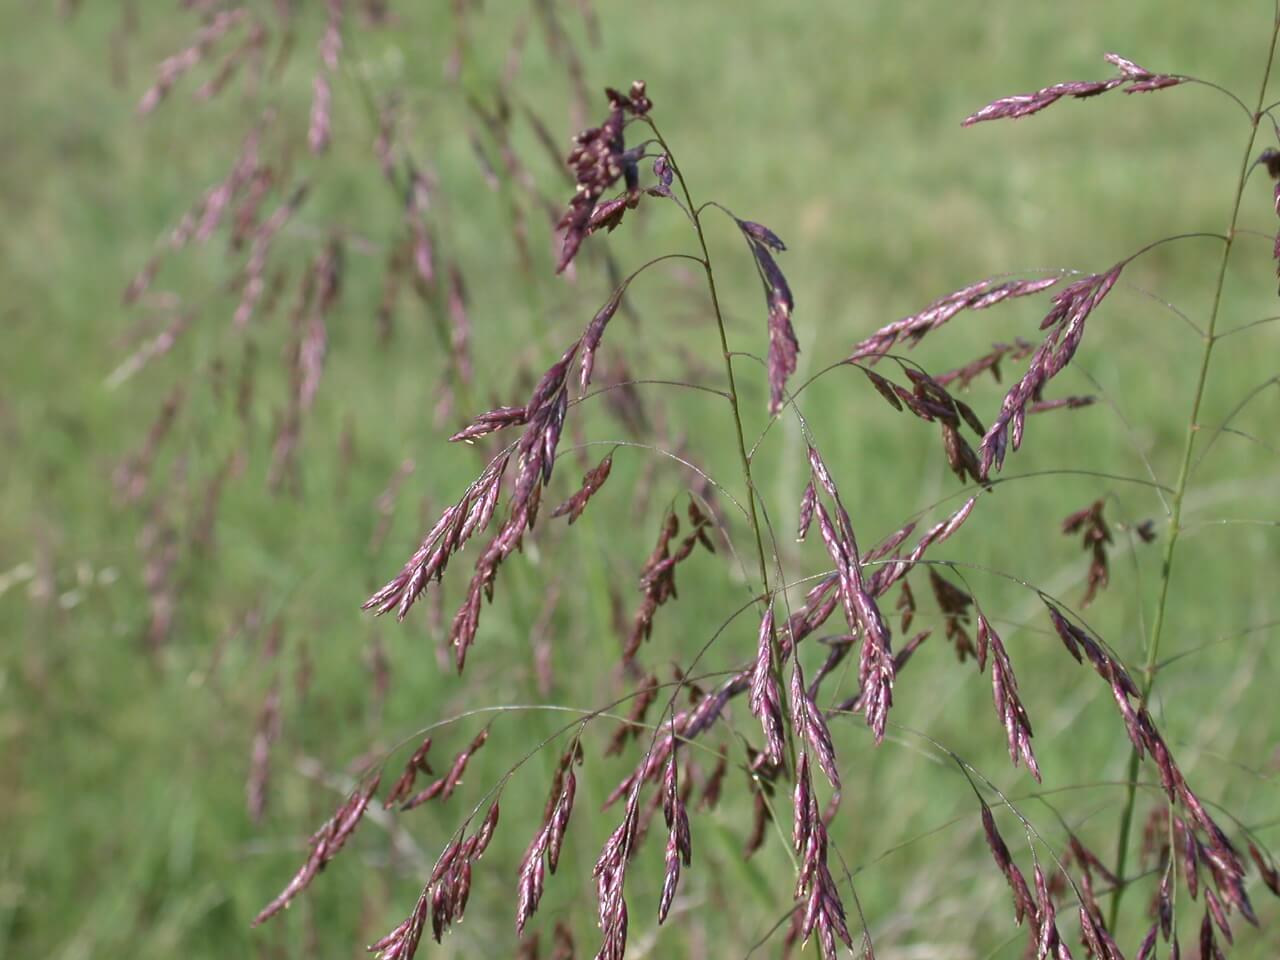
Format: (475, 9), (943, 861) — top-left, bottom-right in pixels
(790, 754), (853, 958)
(928, 569), (975, 661)
(254, 773), (381, 926)
(980, 265), (1123, 476)
(790, 661), (841, 790)
(401, 727), (489, 810)
(579, 291), (624, 390)
(980, 614), (1040, 781)
(860, 366), (905, 411)
(385, 736), (434, 809)
(962, 52), (1181, 126)
(849, 277), (1057, 362)
(748, 606), (787, 766)
(934, 337), (1036, 389)
(657, 756), (692, 924)
(797, 481), (817, 541)
(1249, 841), (1280, 896)
(556, 83), (652, 273)
(516, 827), (549, 934)
(807, 446), (896, 740)
(724, 216), (800, 413)
(591, 780), (642, 960)
(623, 506), (713, 663)
(137, 9), (249, 116)
(698, 752), (728, 811)
(368, 889), (429, 960)
(895, 579), (916, 633)
(550, 453), (613, 524)
(364, 454), (509, 621)
(1061, 499), (1112, 606)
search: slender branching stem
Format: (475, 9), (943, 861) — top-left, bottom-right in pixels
(1108, 16), (1280, 931)
(644, 118), (796, 772)
(1179, 77), (1254, 120)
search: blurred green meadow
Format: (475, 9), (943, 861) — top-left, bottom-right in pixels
(3, 2), (1279, 958)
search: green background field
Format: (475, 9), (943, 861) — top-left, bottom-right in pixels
(3, 2), (1278, 957)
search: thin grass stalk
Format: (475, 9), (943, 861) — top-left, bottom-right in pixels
(644, 118), (796, 773)
(1108, 13), (1280, 931)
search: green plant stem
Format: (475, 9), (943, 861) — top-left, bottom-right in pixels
(646, 121), (796, 772)
(1108, 17), (1280, 932)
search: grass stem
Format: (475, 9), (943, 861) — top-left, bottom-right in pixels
(1107, 14), (1280, 932)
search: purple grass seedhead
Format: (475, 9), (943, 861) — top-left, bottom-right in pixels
(979, 264), (1123, 476)
(557, 82), (652, 273)
(185, 15), (1280, 957)
(962, 52), (1182, 126)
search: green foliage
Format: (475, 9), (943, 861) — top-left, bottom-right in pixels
(2, 3), (1277, 958)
